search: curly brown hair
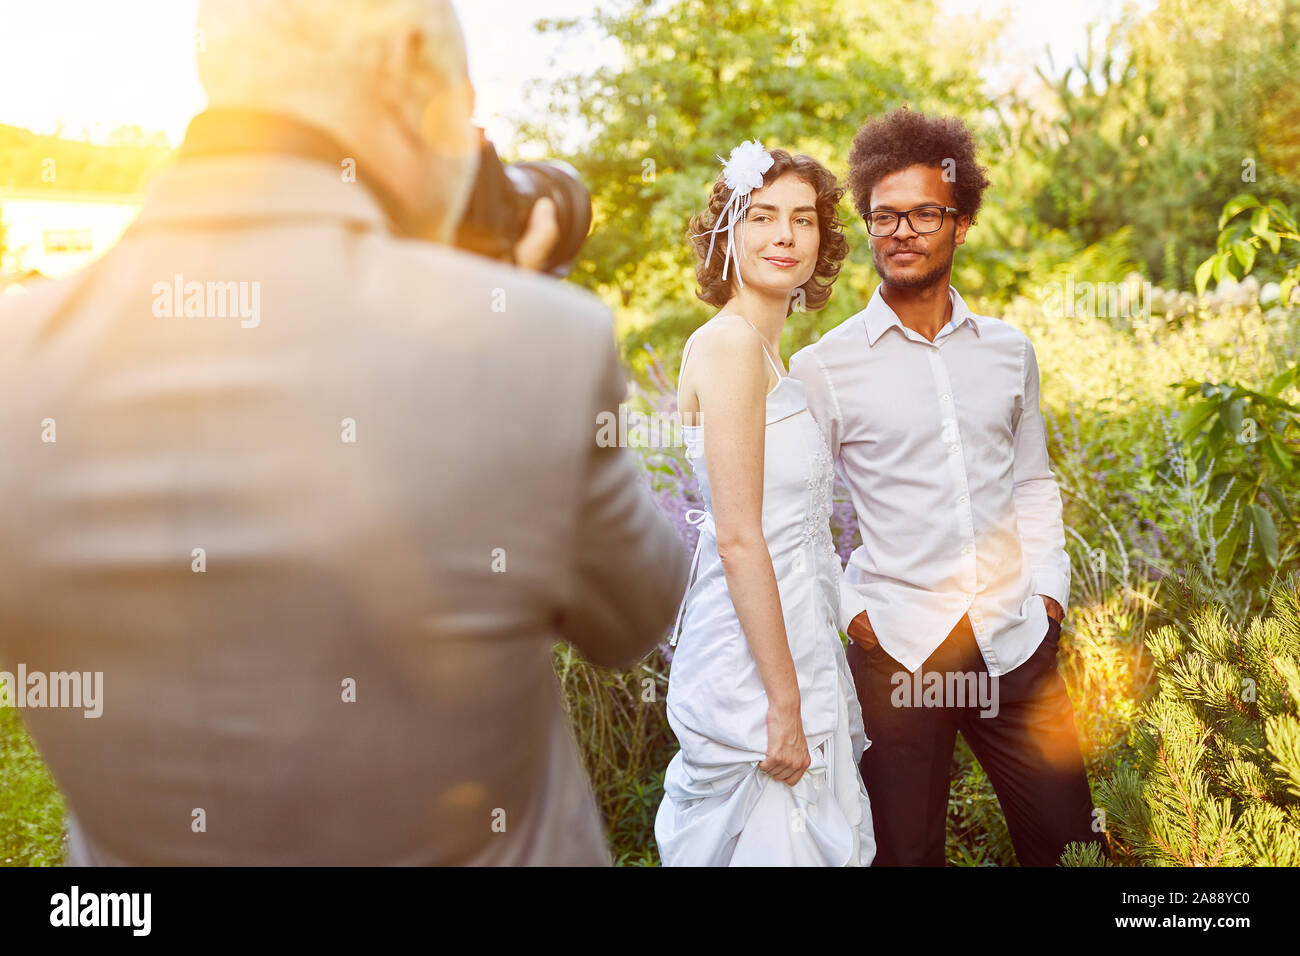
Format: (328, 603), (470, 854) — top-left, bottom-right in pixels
(687, 148), (849, 312)
(845, 107), (990, 225)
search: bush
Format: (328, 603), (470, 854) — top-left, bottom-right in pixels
(1095, 574), (1300, 865)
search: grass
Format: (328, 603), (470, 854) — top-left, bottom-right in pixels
(0, 706), (66, 866)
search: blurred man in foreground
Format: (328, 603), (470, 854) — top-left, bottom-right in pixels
(0, 0), (688, 865)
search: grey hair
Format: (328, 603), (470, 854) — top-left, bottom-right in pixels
(195, 0), (468, 115)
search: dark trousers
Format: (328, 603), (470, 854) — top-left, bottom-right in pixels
(847, 613), (1106, 866)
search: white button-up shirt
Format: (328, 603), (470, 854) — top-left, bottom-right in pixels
(789, 286), (1070, 677)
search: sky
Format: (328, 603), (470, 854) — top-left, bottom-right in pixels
(0, 0), (1142, 148)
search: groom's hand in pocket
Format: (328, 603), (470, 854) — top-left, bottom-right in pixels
(847, 611), (879, 653)
(1038, 594), (1064, 623)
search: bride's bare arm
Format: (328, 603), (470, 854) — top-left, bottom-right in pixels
(693, 319), (810, 785)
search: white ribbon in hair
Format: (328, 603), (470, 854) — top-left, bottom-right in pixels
(694, 140), (775, 289)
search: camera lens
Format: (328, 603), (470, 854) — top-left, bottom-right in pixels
(453, 137), (592, 277)
(508, 161), (592, 277)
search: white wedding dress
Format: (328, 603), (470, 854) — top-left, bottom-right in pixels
(655, 323), (875, 866)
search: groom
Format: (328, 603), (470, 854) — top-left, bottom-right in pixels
(790, 108), (1106, 866)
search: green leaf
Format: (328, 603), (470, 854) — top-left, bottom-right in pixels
(1179, 399), (1219, 440)
(1213, 484), (1244, 537)
(1208, 419), (1228, 452)
(1250, 503), (1280, 567)
(1261, 481), (1295, 524)
(1216, 520), (1242, 577)
(1266, 199), (1297, 232)
(1231, 239), (1256, 273)
(1260, 228), (1282, 254)
(1212, 250), (1235, 283)
(1218, 193), (1260, 230)
(1266, 364), (1298, 397)
(1209, 471), (1236, 500)
(1249, 206), (1270, 238)
(1224, 398), (1245, 440)
(1194, 255), (1216, 296)
(1280, 276), (1296, 308)
(1262, 435), (1294, 473)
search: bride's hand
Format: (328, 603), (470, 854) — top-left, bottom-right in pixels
(760, 704), (811, 786)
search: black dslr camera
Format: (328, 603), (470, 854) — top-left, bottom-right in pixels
(453, 129), (592, 278)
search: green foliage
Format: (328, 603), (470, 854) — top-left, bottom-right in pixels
(1024, 227), (1144, 331)
(1018, 257), (1300, 620)
(1169, 375), (1299, 574)
(1018, 1), (1300, 290)
(948, 273), (1297, 865)
(1195, 194), (1300, 303)
(0, 707), (65, 866)
(1059, 841), (1114, 866)
(1096, 575), (1300, 865)
(945, 736), (1015, 865)
(551, 642), (677, 865)
(1174, 195), (1300, 581)
(0, 124), (172, 195)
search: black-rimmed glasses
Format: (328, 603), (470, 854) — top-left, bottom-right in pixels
(866, 205), (959, 237)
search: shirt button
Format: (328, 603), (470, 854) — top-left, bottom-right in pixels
(962, 546), (972, 555)
(958, 494), (968, 503)
(942, 393), (951, 401)
(949, 444), (959, 453)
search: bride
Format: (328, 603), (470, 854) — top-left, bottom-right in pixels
(655, 141), (875, 866)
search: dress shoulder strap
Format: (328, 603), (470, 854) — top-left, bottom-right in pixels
(678, 317), (783, 388)
(678, 326), (704, 387)
(737, 317), (785, 380)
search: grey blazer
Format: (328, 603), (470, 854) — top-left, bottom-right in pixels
(0, 152), (689, 865)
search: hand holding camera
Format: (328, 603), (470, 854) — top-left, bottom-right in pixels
(453, 130), (591, 277)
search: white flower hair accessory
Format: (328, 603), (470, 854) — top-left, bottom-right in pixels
(722, 139), (774, 192)
(695, 139), (775, 289)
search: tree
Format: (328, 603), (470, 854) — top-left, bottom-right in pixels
(0, 123), (172, 195)
(1019, 0), (1300, 290)
(1096, 573), (1300, 865)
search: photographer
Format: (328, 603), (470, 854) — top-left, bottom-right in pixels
(0, 0), (688, 866)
